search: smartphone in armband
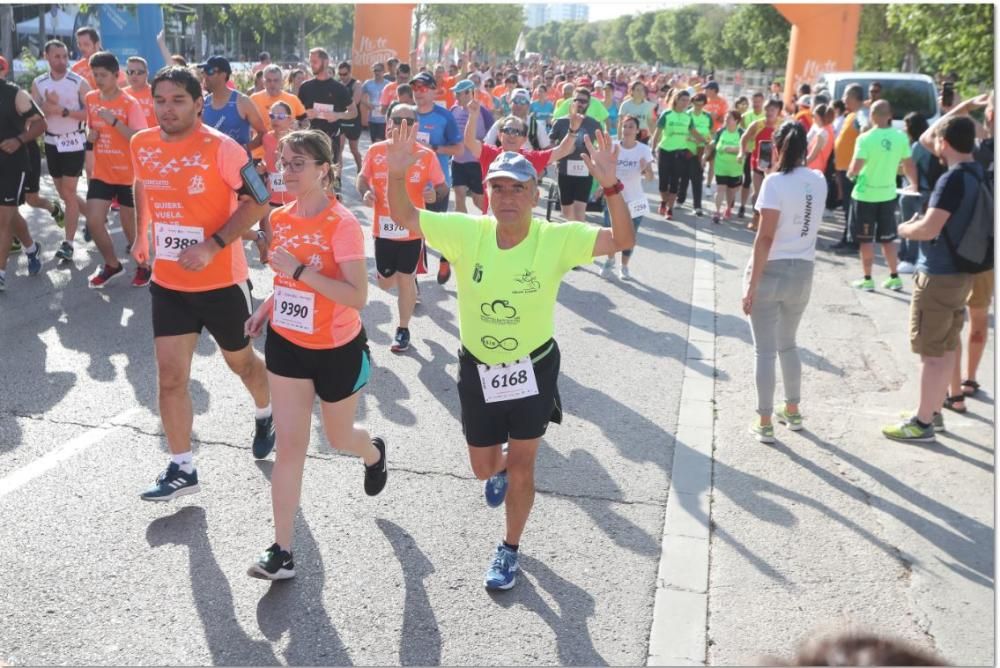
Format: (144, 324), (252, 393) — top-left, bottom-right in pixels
(240, 161), (270, 204)
(758, 141), (773, 170)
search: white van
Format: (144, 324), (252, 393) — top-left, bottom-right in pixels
(814, 72), (939, 128)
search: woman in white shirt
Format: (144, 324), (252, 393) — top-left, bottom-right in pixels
(601, 115), (653, 280)
(742, 122), (828, 442)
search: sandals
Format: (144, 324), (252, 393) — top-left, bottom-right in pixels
(961, 379), (981, 397)
(943, 395), (968, 413)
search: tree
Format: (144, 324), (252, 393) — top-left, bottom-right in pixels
(424, 4), (524, 58)
(626, 11), (657, 65)
(855, 5), (913, 72)
(720, 4), (789, 71)
(595, 16), (633, 64)
(647, 7), (703, 68)
(556, 21), (583, 60)
(887, 3), (994, 88)
(694, 6), (734, 70)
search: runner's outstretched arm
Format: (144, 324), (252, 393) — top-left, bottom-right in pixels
(386, 120), (422, 234)
(585, 131), (635, 256)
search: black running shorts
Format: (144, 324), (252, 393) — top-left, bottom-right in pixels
(375, 237), (422, 277)
(87, 179), (135, 207)
(44, 142), (85, 179)
(265, 325), (370, 403)
(850, 198), (898, 243)
(457, 339), (563, 447)
(150, 280), (253, 351)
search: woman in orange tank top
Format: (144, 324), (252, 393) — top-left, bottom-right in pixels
(243, 130), (387, 580)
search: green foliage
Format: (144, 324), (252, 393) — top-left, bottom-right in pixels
(424, 4), (524, 56)
(855, 5), (911, 71)
(887, 3), (994, 88)
(693, 6), (734, 70)
(626, 12), (656, 65)
(595, 16), (633, 64)
(720, 4), (789, 71)
(556, 21), (583, 60)
(15, 46), (47, 90)
(570, 23), (600, 63)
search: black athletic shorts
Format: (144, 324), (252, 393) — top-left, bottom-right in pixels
(23, 141), (41, 195)
(0, 168), (26, 207)
(339, 121), (362, 141)
(457, 339), (563, 447)
(265, 325), (371, 403)
(87, 179), (135, 207)
(850, 198), (898, 242)
(368, 121), (386, 143)
(558, 173), (593, 205)
(716, 175), (742, 188)
(657, 149), (687, 194)
(44, 141), (85, 179)
(150, 280), (253, 351)
(451, 160), (484, 194)
(375, 237), (422, 277)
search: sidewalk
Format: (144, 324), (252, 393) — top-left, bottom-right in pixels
(706, 209), (994, 665)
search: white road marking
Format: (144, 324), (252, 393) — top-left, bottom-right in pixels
(0, 408), (141, 499)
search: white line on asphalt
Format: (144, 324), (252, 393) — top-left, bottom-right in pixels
(0, 408), (141, 499)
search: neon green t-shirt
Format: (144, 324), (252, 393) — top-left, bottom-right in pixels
(419, 211), (599, 365)
(657, 110), (693, 151)
(686, 111), (712, 152)
(713, 128), (744, 177)
(552, 97), (610, 124)
(851, 127), (912, 203)
(741, 109), (765, 130)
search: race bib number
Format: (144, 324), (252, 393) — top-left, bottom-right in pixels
(477, 357), (539, 404)
(269, 173), (286, 193)
(566, 159), (588, 177)
(628, 197), (650, 218)
(378, 215), (409, 240)
(314, 103), (334, 115)
(56, 131), (85, 153)
(373, 104), (383, 117)
(272, 286), (315, 334)
(415, 131), (431, 146)
(154, 223), (204, 261)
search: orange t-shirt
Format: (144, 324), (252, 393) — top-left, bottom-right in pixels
(379, 81), (400, 110)
(123, 85), (156, 127)
(71, 59), (126, 89)
(476, 90), (494, 111)
(249, 90), (306, 159)
(795, 109), (813, 133)
(360, 140), (445, 242)
(131, 123), (250, 292)
(269, 198), (365, 349)
(492, 84), (507, 99)
(262, 131), (295, 207)
(85, 90), (147, 185)
(434, 86), (456, 110)
(704, 96), (728, 133)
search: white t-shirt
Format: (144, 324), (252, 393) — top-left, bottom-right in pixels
(754, 167), (828, 261)
(613, 140), (654, 203)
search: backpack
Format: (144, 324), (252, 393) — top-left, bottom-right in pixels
(941, 164), (994, 274)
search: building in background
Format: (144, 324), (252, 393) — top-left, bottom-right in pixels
(524, 4), (588, 28)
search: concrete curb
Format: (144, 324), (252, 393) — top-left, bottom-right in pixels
(648, 222), (717, 666)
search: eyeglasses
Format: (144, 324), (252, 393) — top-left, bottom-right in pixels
(277, 158), (322, 173)
(500, 127), (525, 137)
(390, 117), (415, 126)
(338, 71), (350, 77)
(126, 69), (147, 76)
(269, 112), (290, 120)
(412, 83), (433, 92)
(573, 98), (589, 104)
(512, 98), (530, 105)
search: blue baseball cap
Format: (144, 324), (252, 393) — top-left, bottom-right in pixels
(197, 56), (231, 75)
(451, 79), (476, 94)
(485, 152), (538, 183)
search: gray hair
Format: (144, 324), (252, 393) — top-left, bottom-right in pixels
(262, 64), (283, 78)
(390, 103), (418, 119)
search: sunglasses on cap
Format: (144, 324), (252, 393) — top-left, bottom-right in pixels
(126, 69), (147, 76)
(500, 126), (525, 137)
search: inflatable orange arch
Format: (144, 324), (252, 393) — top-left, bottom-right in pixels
(776, 4), (861, 105)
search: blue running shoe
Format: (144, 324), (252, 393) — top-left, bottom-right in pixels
(484, 543), (519, 590)
(26, 244), (41, 276)
(252, 415), (276, 459)
(140, 462), (200, 501)
(484, 469), (508, 508)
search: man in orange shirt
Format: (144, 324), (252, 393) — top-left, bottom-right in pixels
(130, 66), (275, 501)
(70, 27), (126, 88)
(794, 95), (813, 132)
(250, 64), (307, 159)
(378, 63), (412, 114)
(123, 56), (156, 128)
(357, 103), (447, 353)
(83, 51), (149, 288)
(433, 64), (456, 109)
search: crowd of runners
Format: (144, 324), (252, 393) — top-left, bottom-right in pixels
(0, 26), (994, 590)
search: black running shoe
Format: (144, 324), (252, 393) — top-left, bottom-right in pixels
(365, 437), (388, 496)
(252, 415), (276, 459)
(247, 543), (295, 580)
(390, 327), (410, 353)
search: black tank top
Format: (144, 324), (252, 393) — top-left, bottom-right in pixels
(0, 81), (29, 167)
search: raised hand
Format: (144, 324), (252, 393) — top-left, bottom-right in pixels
(581, 130), (619, 188)
(386, 119), (420, 178)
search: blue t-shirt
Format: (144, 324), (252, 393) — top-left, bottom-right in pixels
(530, 100), (554, 126)
(451, 104), (494, 164)
(917, 161), (983, 275)
(361, 79), (389, 122)
(606, 102), (619, 137)
(417, 104), (462, 187)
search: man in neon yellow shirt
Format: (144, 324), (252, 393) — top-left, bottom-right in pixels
(551, 79), (609, 125)
(385, 125), (635, 591)
(847, 100), (919, 291)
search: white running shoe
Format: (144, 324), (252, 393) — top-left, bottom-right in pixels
(619, 265), (631, 281)
(600, 258), (615, 277)
(896, 261), (916, 274)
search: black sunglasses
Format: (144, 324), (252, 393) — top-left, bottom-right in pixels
(390, 117), (416, 125)
(500, 127), (525, 137)
(573, 98), (589, 104)
(126, 69), (147, 76)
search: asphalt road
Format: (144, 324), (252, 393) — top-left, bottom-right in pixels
(0, 160), (993, 666)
